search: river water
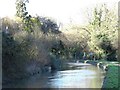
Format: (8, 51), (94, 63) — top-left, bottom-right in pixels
(3, 63), (105, 88)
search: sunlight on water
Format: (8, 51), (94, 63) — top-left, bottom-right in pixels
(48, 66), (104, 88)
(3, 63), (105, 88)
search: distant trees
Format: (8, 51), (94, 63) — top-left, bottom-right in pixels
(86, 4), (118, 60)
(61, 4), (118, 61)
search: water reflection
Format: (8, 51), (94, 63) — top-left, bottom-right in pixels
(48, 64), (105, 88)
(3, 63), (105, 88)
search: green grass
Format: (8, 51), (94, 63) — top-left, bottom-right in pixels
(83, 60), (120, 89)
(102, 65), (119, 89)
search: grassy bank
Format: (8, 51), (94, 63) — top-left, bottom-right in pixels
(83, 60), (120, 89)
(102, 65), (119, 89)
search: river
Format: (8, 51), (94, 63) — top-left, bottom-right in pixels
(3, 63), (105, 88)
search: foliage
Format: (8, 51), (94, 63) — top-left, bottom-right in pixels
(2, 15), (63, 80)
(38, 16), (61, 34)
(16, 0), (33, 32)
(86, 4), (118, 60)
(2, 2), (118, 82)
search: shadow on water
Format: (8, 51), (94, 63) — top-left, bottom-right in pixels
(3, 63), (105, 88)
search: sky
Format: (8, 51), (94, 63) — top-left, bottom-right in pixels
(0, 0), (119, 25)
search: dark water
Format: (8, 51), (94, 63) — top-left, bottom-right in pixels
(3, 63), (105, 88)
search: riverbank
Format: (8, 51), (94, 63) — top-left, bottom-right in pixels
(3, 61), (105, 88)
(2, 58), (68, 86)
(82, 60), (120, 89)
(3, 59), (119, 89)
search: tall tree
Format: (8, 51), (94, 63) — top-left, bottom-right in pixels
(38, 16), (60, 34)
(87, 4), (118, 60)
(16, 0), (33, 32)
